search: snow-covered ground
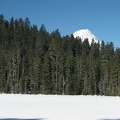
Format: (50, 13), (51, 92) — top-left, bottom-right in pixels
(0, 94), (120, 120)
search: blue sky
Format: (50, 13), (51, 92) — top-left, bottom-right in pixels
(0, 0), (120, 48)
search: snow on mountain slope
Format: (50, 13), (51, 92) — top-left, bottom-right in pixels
(73, 29), (101, 44)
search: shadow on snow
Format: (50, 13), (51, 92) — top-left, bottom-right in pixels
(101, 118), (120, 120)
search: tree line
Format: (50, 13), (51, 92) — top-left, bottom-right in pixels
(0, 14), (120, 96)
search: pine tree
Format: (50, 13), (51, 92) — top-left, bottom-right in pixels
(41, 53), (52, 94)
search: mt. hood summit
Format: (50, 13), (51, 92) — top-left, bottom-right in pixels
(73, 29), (100, 44)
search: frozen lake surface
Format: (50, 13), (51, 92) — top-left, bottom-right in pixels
(0, 94), (120, 120)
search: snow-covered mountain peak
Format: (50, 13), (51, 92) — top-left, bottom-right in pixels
(73, 29), (100, 44)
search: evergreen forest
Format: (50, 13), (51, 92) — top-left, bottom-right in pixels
(0, 14), (120, 96)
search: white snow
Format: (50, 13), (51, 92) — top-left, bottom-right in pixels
(73, 29), (101, 44)
(0, 94), (120, 120)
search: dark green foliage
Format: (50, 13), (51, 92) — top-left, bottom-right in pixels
(0, 14), (120, 96)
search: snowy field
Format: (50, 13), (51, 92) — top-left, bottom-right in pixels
(0, 94), (120, 120)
